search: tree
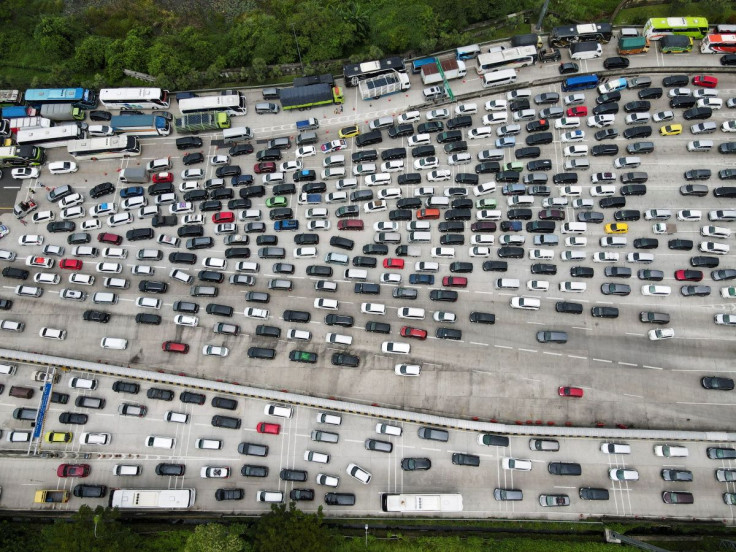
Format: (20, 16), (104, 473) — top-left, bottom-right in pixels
(39, 505), (139, 552)
(73, 36), (111, 73)
(251, 503), (334, 552)
(34, 16), (77, 60)
(184, 523), (248, 552)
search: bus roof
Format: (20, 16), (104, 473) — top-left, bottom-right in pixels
(24, 88), (87, 103)
(100, 88), (167, 101)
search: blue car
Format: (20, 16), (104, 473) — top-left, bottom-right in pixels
(231, 175), (254, 187)
(274, 220), (298, 231)
(119, 186), (144, 198)
(409, 273), (434, 285)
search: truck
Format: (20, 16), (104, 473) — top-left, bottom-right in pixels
(274, 220), (299, 231)
(6, 116), (52, 134)
(279, 84), (344, 111)
(296, 118), (320, 131)
(111, 114), (171, 137)
(1, 106), (35, 119)
(617, 36), (650, 55)
(293, 74), (334, 88)
(420, 58), (466, 86)
(39, 103), (85, 122)
(34, 490), (70, 503)
(359, 72), (411, 100)
(174, 112), (230, 133)
(298, 193), (322, 205)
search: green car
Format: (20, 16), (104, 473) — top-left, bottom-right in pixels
(266, 196), (288, 209)
(476, 198), (497, 209)
(289, 350), (317, 363)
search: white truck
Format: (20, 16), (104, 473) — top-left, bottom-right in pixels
(421, 58), (467, 86)
(358, 71), (411, 100)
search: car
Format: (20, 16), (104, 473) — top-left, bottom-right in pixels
(57, 463), (91, 478)
(558, 386), (583, 398)
(338, 125), (359, 138)
(11, 167), (40, 180)
(708, 447), (736, 459)
(675, 269), (703, 282)
(701, 377), (735, 390)
(539, 494), (570, 507)
(693, 75), (717, 88)
(256, 422), (281, 435)
(45, 431), (72, 443)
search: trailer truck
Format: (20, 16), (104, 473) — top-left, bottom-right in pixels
(279, 84), (344, 111)
(34, 490), (70, 503)
(39, 104), (85, 122)
(6, 116), (52, 134)
(1, 106), (36, 119)
(420, 58), (467, 86)
(358, 72), (411, 100)
(111, 114), (171, 136)
(174, 112), (230, 133)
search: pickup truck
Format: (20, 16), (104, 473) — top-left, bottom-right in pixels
(538, 48), (561, 63)
(297, 193), (322, 205)
(296, 118), (319, 131)
(274, 220), (299, 231)
(34, 490), (70, 503)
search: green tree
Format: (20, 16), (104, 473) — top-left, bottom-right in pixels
(251, 502), (334, 552)
(184, 523), (248, 552)
(39, 505), (139, 552)
(73, 36), (112, 73)
(34, 16), (77, 60)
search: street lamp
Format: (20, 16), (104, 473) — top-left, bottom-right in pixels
(292, 24), (304, 76)
(364, 524), (368, 546)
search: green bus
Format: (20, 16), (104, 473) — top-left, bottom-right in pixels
(660, 35), (693, 54)
(0, 145), (46, 167)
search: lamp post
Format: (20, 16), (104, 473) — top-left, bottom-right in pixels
(292, 24), (304, 76)
(364, 524), (369, 546)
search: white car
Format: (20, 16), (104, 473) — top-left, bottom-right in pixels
(433, 311), (456, 323)
(652, 110), (674, 122)
(203, 257), (227, 269)
(677, 210), (702, 221)
(378, 187), (401, 200)
(593, 251), (619, 263)
(374, 221), (398, 232)
(26, 255), (53, 267)
(81, 219), (101, 230)
(564, 93), (585, 105)
(307, 220), (330, 230)
(397, 110), (421, 123)
(169, 202), (193, 214)
(510, 296), (540, 310)
(414, 157), (439, 170)
(244, 307), (268, 319)
(174, 315), (198, 326)
(648, 328), (674, 341)
(668, 87), (691, 98)
(414, 186), (434, 197)
(697, 97), (722, 110)
(591, 172), (616, 183)
(394, 363), (421, 376)
(135, 297), (160, 309)
(48, 161), (78, 174)
(586, 115), (615, 128)
(722, 120), (736, 133)
(42, 244), (64, 256)
(181, 168), (204, 180)
(58, 193), (84, 209)
(11, 167), (40, 180)
(179, 181), (199, 192)
(32, 211), (55, 223)
(122, 196), (147, 210)
(609, 468), (639, 481)
(39, 327), (66, 340)
(202, 345), (229, 357)
(379, 273), (401, 284)
(210, 155), (230, 165)
(296, 145), (316, 158)
(87, 125), (115, 137)
(565, 237), (587, 247)
(470, 234), (494, 246)
(427, 169), (451, 182)
(280, 160), (303, 172)
(455, 103), (477, 115)
(294, 246), (317, 258)
(139, 206), (160, 219)
(591, 185), (616, 197)
(714, 314), (736, 326)
(527, 280), (549, 291)
(469, 246), (491, 257)
(556, 117), (580, 129)
(473, 182), (496, 196)
(182, 214), (204, 225)
(601, 443), (631, 454)
(60, 289), (85, 301)
(485, 99), (507, 111)
(426, 108), (450, 120)
(316, 473), (339, 487)
(61, 206), (85, 220)
(90, 203), (117, 217)
(641, 285), (671, 296)
(381, 160), (404, 172)
(107, 213), (133, 227)
(346, 463), (372, 484)
(561, 130), (585, 142)
(19, 234), (43, 246)
(200, 466), (230, 478)
(363, 201), (386, 213)
(501, 457), (532, 471)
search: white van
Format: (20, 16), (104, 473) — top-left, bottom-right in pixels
(69, 377), (98, 390)
(496, 278), (520, 289)
(165, 411), (189, 424)
(114, 465), (141, 476)
(376, 423), (402, 436)
(306, 207), (328, 219)
(482, 68), (517, 88)
(101, 337), (128, 350)
(431, 247), (455, 258)
(361, 303), (386, 315)
(195, 438), (223, 450)
(344, 268), (367, 280)
(316, 412), (342, 425)
(382, 341), (410, 354)
(145, 435), (175, 449)
(570, 41), (602, 60)
(409, 231), (432, 243)
(257, 491), (284, 503)
(326, 333), (352, 346)
(398, 307), (426, 320)
(222, 126), (252, 143)
(93, 292), (118, 304)
(687, 140), (713, 152)
(415, 261), (439, 272)
(321, 167), (345, 180)
(562, 222), (587, 234)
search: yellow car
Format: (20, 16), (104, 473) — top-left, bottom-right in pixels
(659, 124), (682, 136)
(338, 125), (360, 139)
(45, 431), (72, 443)
(605, 223), (628, 234)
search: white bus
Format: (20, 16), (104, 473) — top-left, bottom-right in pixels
(15, 124), (84, 148)
(476, 46), (537, 75)
(178, 93), (247, 116)
(67, 135), (141, 160)
(109, 489), (195, 509)
(482, 68), (517, 88)
(99, 88), (170, 110)
(381, 493), (463, 513)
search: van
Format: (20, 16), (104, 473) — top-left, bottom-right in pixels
(145, 435), (175, 449)
(146, 157), (172, 173)
(190, 285), (217, 297)
(73, 246), (98, 258)
(297, 131), (318, 146)
(69, 377), (98, 390)
(0, 363), (17, 375)
(398, 307), (426, 320)
(93, 292), (118, 304)
(344, 269), (367, 280)
(562, 222), (587, 234)
(9, 386), (34, 399)
(431, 247), (454, 258)
(222, 126), (253, 143)
(570, 41), (602, 60)
(165, 411), (189, 424)
(644, 209), (672, 221)
(119, 167), (148, 184)
(426, 196), (450, 209)
(496, 278), (520, 289)
(326, 333), (353, 346)
(104, 277), (129, 289)
(564, 158), (590, 171)
(195, 438), (223, 450)
(104, 247), (127, 260)
(311, 430), (339, 443)
(255, 102), (279, 114)
(415, 261), (439, 272)
(100, 337), (128, 350)
(482, 69), (517, 88)
(687, 140), (713, 152)
(268, 279), (293, 291)
(237, 261), (259, 273)
(600, 236), (627, 247)
(257, 491), (284, 503)
(113, 465), (141, 476)
(375, 232), (401, 244)
(529, 438), (560, 451)
(409, 231), (431, 243)
(325, 252), (349, 265)
(137, 249), (162, 261)
(317, 412), (342, 425)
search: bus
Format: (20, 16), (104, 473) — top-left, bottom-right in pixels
(412, 57), (437, 74)
(0, 90), (23, 107)
(15, 124), (84, 148)
(476, 46), (537, 75)
(99, 88), (170, 110)
(343, 56), (406, 87)
(24, 88), (97, 109)
(701, 34), (736, 54)
(67, 135), (141, 160)
(109, 489), (195, 509)
(549, 23), (614, 47)
(660, 35), (694, 54)
(381, 493), (463, 513)
(643, 17), (709, 40)
(178, 93), (247, 116)
(455, 44), (481, 60)
(0, 145), (45, 167)
(562, 74), (600, 92)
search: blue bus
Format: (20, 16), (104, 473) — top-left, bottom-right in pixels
(24, 88), (97, 109)
(412, 57), (437, 74)
(561, 74), (599, 92)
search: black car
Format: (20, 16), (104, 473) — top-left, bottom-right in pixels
(592, 306), (619, 318)
(579, 488), (610, 501)
(691, 256), (719, 268)
(155, 463), (185, 476)
(558, 62), (578, 74)
(215, 165), (241, 178)
(352, 150), (378, 163)
(595, 128), (618, 141)
(363, 244), (388, 255)
(216, 488), (245, 501)
(47, 221), (75, 233)
(447, 115), (473, 129)
(604, 266), (632, 278)
(638, 87), (663, 100)
(113, 381), (140, 394)
(526, 119), (549, 132)
(578, 211), (604, 223)
(515, 146), (541, 159)
(90, 182), (115, 199)
(525, 132), (553, 146)
(73, 484), (107, 498)
(592, 144), (618, 157)
(482, 261), (508, 272)
(603, 56), (629, 69)
(683, 107), (712, 121)
(365, 321), (390, 334)
(212, 415), (242, 429)
(429, 289), (458, 302)
(670, 96), (697, 109)
(82, 310), (110, 323)
(138, 280), (168, 293)
(444, 141), (467, 154)
(289, 489), (315, 501)
(527, 159), (552, 171)
(663, 75), (688, 87)
(59, 412), (88, 424)
(229, 143), (254, 156)
(388, 124), (414, 138)
(400, 457), (432, 471)
(556, 301), (582, 314)
(332, 353), (359, 367)
(592, 103), (619, 116)
(624, 100), (650, 113)
(701, 377), (735, 391)
(147, 387), (175, 401)
(614, 209), (640, 222)
(623, 125), (652, 139)
(712, 269), (736, 281)
(596, 91), (621, 105)
(182, 152), (204, 165)
(417, 121), (443, 134)
(412, 145), (435, 158)
(89, 110), (112, 121)
(571, 266), (594, 278)
(324, 493), (355, 506)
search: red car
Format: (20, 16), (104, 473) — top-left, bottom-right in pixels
(254, 162), (276, 174)
(212, 211), (235, 224)
(567, 106), (587, 117)
(57, 463), (91, 478)
(383, 258), (404, 269)
(675, 269), (703, 282)
(256, 422), (280, 435)
(692, 75), (717, 88)
(442, 276), (468, 287)
(152, 172), (174, 184)
(558, 386), (584, 398)
(337, 219), (364, 231)
(400, 326), (428, 340)
(59, 259), (83, 270)
(162, 341), (189, 354)
(97, 232), (123, 245)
